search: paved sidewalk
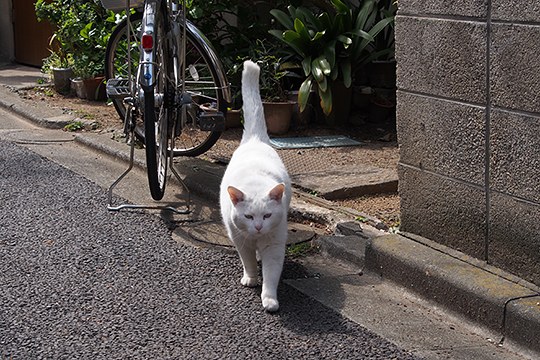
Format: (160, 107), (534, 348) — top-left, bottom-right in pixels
(1, 63), (538, 358)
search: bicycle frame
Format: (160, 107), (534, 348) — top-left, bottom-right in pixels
(139, 1), (159, 91)
(137, 0), (231, 103)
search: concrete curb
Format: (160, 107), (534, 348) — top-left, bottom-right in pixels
(320, 234), (540, 356)
(0, 86), (75, 129)
(315, 227), (540, 357)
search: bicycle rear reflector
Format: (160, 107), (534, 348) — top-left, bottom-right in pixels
(142, 34), (153, 51)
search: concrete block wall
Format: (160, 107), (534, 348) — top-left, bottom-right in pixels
(396, 1), (540, 286)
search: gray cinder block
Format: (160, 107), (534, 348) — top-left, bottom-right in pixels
(396, 16), (487, 103)
(491, 24), (540, 113)
(397, 91), (486, 185)
(398, 165), (487, 259)
(489, 192), (540, 286)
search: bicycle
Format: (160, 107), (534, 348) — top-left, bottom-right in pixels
(101, 0), (230, 204)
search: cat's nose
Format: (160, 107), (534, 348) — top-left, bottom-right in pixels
(255, 224), (263, 232)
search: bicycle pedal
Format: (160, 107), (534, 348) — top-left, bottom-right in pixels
(199, 111), (225, 132)
(106, 78), (131, 99)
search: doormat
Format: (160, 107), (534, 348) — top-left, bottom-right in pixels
(270, 135), (363, 149)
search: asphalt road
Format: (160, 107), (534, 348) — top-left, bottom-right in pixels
(0, 137), (420, 359)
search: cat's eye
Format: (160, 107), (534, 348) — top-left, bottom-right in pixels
(263, 213), (272, 219)
(244, 215), (254, 220)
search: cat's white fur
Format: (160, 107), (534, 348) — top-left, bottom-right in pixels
(219, 60), (291, 312)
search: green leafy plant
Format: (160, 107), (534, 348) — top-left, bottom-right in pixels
(228, 40), (296, 105)
(186, 1), (289, 65)
(63, 121), (84, 132)
(41, 50), (74, 73)
(372, 0), (398, 61)
(36, 0), (117, 79)
(35, 0), (78, 69)
(269, 0), (395, 115)
(286, 241), (317, 258)
(73, 54), (106, 80)
(249, 40), (292, 102)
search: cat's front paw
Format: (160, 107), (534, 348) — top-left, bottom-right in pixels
(240, 275), (258, 287)
(262, 296), (279, 312)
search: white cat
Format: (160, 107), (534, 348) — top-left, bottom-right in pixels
(219, 60), (291, 312)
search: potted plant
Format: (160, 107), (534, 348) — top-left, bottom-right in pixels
(35, 0), (115, 99)
(41, 50), (74, 94)
(269, 0), (395, 123)
(73, 54), (106, 101)
(245, 40), (295, 135)
(35, 0), (78, 94)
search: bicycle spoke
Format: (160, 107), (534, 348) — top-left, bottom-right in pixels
(106, 7), (227, 158)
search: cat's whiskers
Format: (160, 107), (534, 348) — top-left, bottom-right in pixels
(229, 227), (250, 252)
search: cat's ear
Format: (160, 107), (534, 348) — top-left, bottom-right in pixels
(227, 186), (245, 206)
(269, 183), (285, 203)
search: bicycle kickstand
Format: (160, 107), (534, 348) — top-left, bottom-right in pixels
(106, 106), (191, 214)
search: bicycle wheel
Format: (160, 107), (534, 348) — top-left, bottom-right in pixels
(172, 21), (227, 157)
(105, 13), (227, 157)
(141, 1), (172, 201)
(105, 11), (144, 138)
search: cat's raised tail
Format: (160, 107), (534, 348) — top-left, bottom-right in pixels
(241, 60), (270, 144)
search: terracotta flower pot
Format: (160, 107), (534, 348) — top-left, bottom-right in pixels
(225, 109), (242, 129)
(82, 76), (106, 101)
(262, 102), (294, 135)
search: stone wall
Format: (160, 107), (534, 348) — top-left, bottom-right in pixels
(396, 1), (540, 286)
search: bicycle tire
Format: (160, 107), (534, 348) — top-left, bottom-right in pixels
(105, 12), (227, 157)
(142, 1), (171, 201)
(104, 11), (143, 130)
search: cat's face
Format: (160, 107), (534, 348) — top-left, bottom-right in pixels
(227, 184), (286, 237)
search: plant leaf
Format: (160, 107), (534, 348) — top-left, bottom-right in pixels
(294, 18), (311, 43)
(312, 30), (326, 42)
(318, 87), (333, 115)
(268, 29), (285, 41)
(337, 35), (352, 49)
(298, 76), (313, 112)
(355, 0), (375, 29)
(341, 60), (352, 88)
(318, 12), (332, 30)
(270, 9), (294, 29)
(324, 45), (336, 69)
(317, 75), (328, 92)
(287, 5), (297, 20)
(282, 30), (307, 57)
(311, 58), (324, 83)
(302, 56), (312, 77)
(316, 56), (331, 76)
(331, 0), (349, 14)
(349, 29), (374, 41)
(297, 7), (322, 30)
(359, 17), (394, 51)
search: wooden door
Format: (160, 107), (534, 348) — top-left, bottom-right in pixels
(12, 0), (54, 67)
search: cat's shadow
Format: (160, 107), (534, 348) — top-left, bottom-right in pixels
(270, 259), (381, 336)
